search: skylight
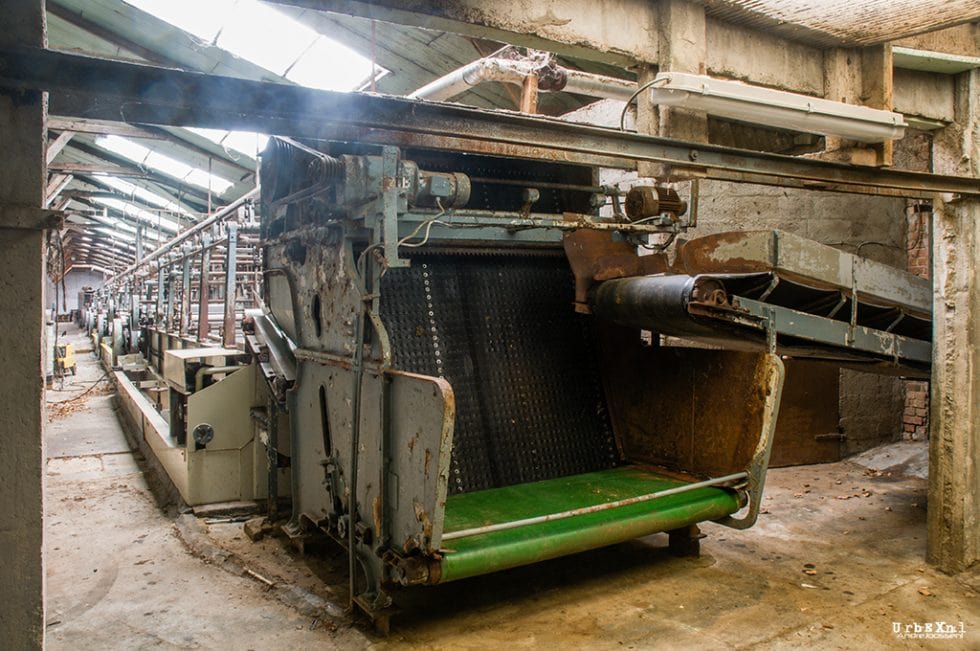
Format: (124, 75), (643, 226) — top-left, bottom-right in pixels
(95, 135), (235, 195)
(125, 0), (380, 91)
(98, 176), (196, 218)
(185, 127), (269, 160)
(95, 227), (137, 243)
(92, 197), (182, 233)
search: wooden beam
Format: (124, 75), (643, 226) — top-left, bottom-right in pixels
(48, 161), (148, 176)
(44, 172), (73, 207)
(48, 116), (166, 140)
(47, 1), (184, 68)
(45, 129), (74, 164)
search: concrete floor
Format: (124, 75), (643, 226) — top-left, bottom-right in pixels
(46, 325), (979, 649)
(44, 328), (362, 649)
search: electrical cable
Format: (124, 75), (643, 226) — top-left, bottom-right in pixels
(619, 76), (670, 132)
(46, 373), (108, 404)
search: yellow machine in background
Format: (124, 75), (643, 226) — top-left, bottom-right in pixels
(55, 343), (76, 377)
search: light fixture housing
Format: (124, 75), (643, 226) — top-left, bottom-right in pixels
(649, 72), (907, 143)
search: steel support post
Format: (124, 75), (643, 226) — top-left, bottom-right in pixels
(156, 265), (165, 326)
(197, 235), (212, 342)
(222, 222), (238, 348)
(180, 256), (191, 336)
(165, 269), (176, 332)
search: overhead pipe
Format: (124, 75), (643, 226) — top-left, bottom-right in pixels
(409, 55), (636, 104)
(408, 57), (533, 102)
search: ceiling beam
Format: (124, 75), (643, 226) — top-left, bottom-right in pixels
(263, 0), (650, 67)
(60, 140), (214, 207)
(1, 46), (975, 198)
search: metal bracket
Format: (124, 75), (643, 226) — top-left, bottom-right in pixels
(380, 146), (409, 269)
(0, 204), (64, 230)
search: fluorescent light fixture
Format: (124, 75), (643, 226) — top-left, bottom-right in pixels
(649, 72), (907, 143)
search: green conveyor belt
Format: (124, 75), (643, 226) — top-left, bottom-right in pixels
(438, 465), (742, 582)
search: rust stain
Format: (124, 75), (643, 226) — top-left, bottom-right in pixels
(372, 495), (383, 536)
(564, 229), (668, 307)
(424, 448), (432, 479)
(676, 231), (769, 275)
(413, 498), (433, 544)
(408, 431), (419, 453)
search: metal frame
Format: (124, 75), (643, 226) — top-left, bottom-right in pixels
(1, 46), (978, 199)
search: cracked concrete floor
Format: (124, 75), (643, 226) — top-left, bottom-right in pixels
(46, 326), (978, 649)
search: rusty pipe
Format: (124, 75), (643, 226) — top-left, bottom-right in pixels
(409, 57), (532, 102)
(409, 57), (635, 104)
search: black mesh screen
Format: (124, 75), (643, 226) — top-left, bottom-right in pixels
(380, 253), (618, 494)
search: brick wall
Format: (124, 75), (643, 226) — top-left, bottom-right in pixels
(903, 203), (931, 440)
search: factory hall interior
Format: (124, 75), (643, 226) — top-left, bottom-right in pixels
(3, 0), (980, 647)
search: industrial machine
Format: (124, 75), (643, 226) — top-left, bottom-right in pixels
(54, 343), (76, 377)
(110, 342), (288, 507)
(257, 135), (881, 623)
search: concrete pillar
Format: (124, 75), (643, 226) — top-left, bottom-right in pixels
(930, 197), (980, 572)
(0, 1), (46, 647)
(638, 0), (706, 178)
(928, 68), (980, 573)
(823, 46), (894, 166)
(655, 0), (707, 143)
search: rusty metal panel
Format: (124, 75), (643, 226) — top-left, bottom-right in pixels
(768, 360), (843, 467)
(598, 323), (777, 479)
(370, 370), (456, 553)
(676, 229), (931, 317)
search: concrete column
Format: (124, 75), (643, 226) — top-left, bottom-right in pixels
(655, 0), (707, 143)
(929, 197), (980, 572)
(928, 68), (980, 573)
(0, 1), (46, 647)
(638, 0), (706, 178)
(822, 45), (894, 166)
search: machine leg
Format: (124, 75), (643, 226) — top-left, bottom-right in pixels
(667, 524), (704, 557)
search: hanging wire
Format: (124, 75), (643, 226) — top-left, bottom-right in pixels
(619, 76), (671, 132)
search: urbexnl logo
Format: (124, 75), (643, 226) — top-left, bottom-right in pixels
(893, 621), (966, 640)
